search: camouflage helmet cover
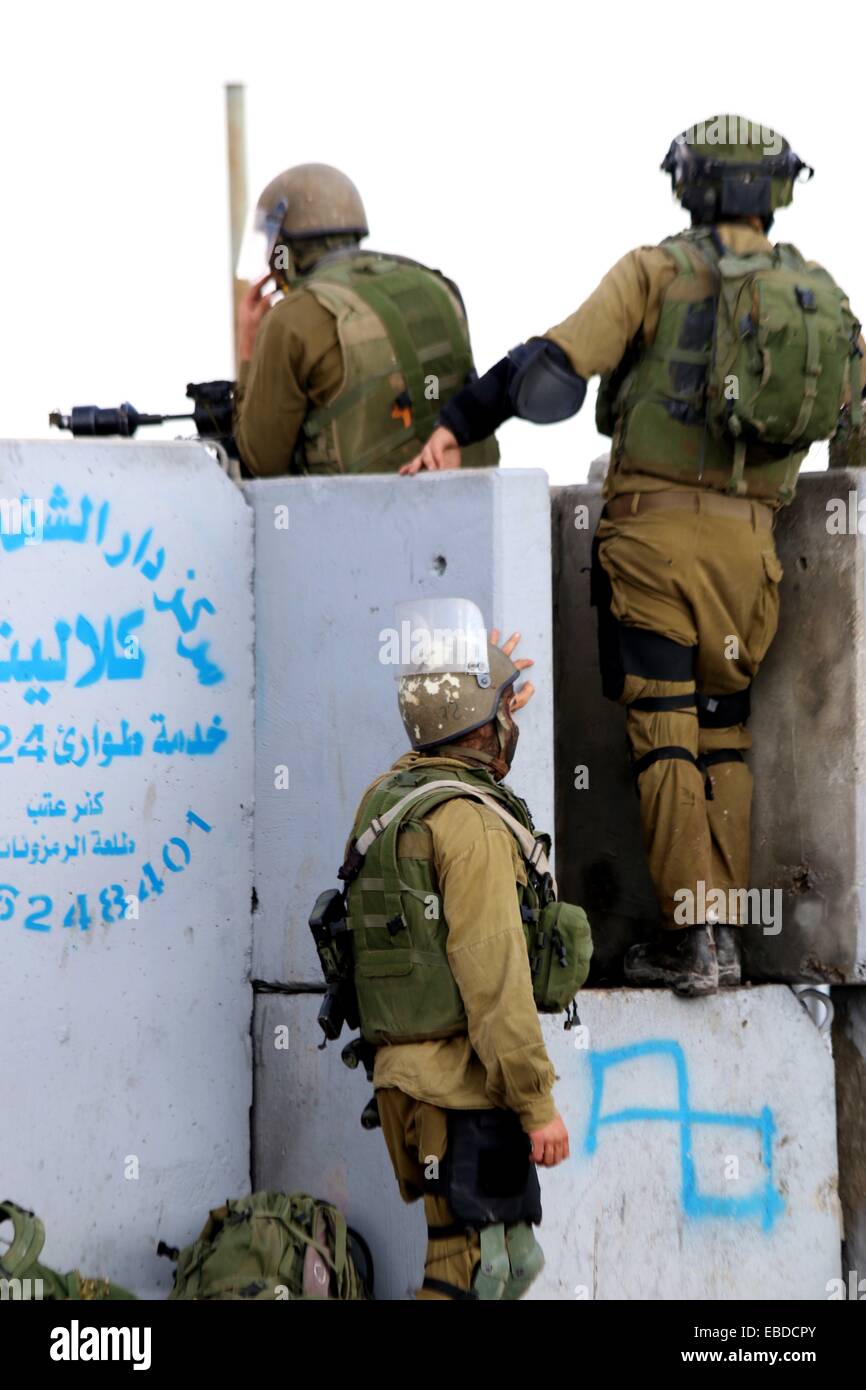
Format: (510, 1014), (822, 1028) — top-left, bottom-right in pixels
(398, 644), (520, 751)
(391, 597), (519, 751)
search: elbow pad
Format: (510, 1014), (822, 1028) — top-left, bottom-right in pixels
(438, 357), (514, 445)
(508, 339), (587, 424)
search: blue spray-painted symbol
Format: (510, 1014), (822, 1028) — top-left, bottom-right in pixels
(585, 1040), (784, 1230)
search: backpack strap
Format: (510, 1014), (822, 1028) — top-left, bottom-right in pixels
(661, 240), (694, 276)
(302, 1205), (340, 1298)
(0, 1201), (46, 1276)
(783, 294), (823, 444)
(355, 779), (557, 917)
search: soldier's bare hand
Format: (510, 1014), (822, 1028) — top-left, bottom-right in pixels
(238, 274), (274, 362)
(528, 1112), (569, 1167)
(399, 426), (462, 475)
(489, 629), (535, 710)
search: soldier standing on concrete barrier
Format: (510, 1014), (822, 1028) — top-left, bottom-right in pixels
(329, 599), (591, 1300)
(402, 116), (866, 997)
(233, 164), (499, 476)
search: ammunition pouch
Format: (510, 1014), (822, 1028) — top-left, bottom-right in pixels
(425, 1109), (542, 1228)
(529, 900), (592, 1022)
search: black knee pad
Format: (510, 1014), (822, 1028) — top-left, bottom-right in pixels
(697, 687), (751, 728)
(699, 749), (746, 770)
(591, 535), (696, 702)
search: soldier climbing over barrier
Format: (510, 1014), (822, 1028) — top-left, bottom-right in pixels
(403, 115), (866, 997)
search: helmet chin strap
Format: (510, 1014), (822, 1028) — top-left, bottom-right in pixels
(270, 239), (302, 291)
(493, 704), (519, 780)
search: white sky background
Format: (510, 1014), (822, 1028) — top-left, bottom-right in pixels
(2, 0), (863, 485)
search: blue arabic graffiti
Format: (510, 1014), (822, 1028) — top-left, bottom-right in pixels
(585, 1040), (784, 1231)
(0, 809), (212, 933)
(0, 715), (226, 768)
(0, 487), (224, 698)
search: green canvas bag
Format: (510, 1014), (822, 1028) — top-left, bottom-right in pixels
(164, 1191), (372, 1301)
(0, 1199), (137, 1300)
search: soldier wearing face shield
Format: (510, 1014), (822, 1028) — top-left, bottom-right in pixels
(326, 599), (592, 1300)
(233, 164), (498, 476)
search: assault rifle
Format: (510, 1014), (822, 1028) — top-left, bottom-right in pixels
(49, 380), (239, 462)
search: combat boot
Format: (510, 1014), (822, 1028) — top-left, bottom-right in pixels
(715, 924), (743, 987)
(623, 924), (718, 997)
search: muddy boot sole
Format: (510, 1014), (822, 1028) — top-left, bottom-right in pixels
(624, 934), (719, 997)
(672, 970), (720, 998)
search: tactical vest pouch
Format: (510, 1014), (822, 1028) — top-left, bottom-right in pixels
(430, 1109), (542, 1227)
(709, 248), (862, 462)
(529, 901), (593, 1014)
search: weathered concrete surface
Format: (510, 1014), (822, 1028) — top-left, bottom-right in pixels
(553, 470), (866, 984)
(254, 986), (840, 1300)
(248, 469), (554, 987)
(832, 987), (866, 1285)
(748, 469), (866, 983)
(552, 480), (657, 981)
(530, 985), (840, 1300)
(0, 441), (254, 1297)
(253, 991), (424, 1302)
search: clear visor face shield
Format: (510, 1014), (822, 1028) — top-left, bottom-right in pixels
(235, 197), (291, 285)
(389, 597), (491, 686)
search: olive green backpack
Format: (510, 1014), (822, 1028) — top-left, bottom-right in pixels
(597, 227), (862, 502)
(163, 1191), (372, 1301)
(706, 237), (862, 492)
(0, 1200), (137, 1300)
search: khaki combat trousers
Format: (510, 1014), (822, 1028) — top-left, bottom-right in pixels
(593, 494), (783, 928)
(376, 1087), (481, 1300)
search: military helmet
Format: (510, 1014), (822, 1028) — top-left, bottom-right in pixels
(390, 598), (519, 751)
(661, 115), (813, 225)
(257, 163), (368, 246)
(235, 163), (368, 281)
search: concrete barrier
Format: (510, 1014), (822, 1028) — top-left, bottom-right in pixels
(247, 469), (555, 987)
(254, 985), (840, 1301)
(0, 441), (254, 1297)
(832, 987), (866, 1293)
(552, 471), (866, 985)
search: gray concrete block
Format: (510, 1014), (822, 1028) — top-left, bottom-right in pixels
(247, 470), (554, 986)
(0, 441), (254, 1296)
(532, 985), (840, 1300)
(254, 986), (839, 1301)
(552, 482), (657, 980)
(749, 469), (866, 982)
(832, 987), (866, 1288)
(252, 991), (425, 1301)
(552, 472), (866, 983)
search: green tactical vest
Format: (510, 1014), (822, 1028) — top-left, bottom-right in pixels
(597, 227), (862, 505)
(345, 760), (591, 1045)
(297, 251), (500, 474)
